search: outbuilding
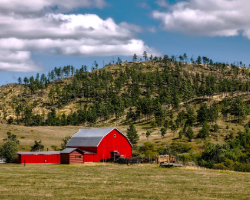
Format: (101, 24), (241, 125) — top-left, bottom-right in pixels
(15, 151), (60, 164)
(66, 128), (132, 162)
(60, 148), (96, 164)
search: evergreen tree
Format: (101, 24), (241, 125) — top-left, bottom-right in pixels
(230, 96), (248, 122)
(30, 140), (44, 151)
(127, 124), (139, 145)
(197, 103), (208, 124)
(186, 127), (194, 141)
(60, 136), (71, 150)
(160, 127), (167, 138)
(146, 131), (151, 140)
(133, 54), (137, 62)
(143, 51), (148, 61)
(197, 122), (210, 138)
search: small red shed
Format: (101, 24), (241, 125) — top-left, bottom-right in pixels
(60, 148), (96, 164)
(66, 128), (133, 162)
(15, 151), (60, 164)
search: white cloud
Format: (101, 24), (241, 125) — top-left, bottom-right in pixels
(147, 27), (157, 33)
(153, 0), (250, 38)
(0, 0), (107, 14)
(0, 1), (157, 72)
(155, 0), (169, 8)
(0, 50), (41, 72)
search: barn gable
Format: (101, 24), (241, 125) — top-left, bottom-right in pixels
(67, 128), (132, 148)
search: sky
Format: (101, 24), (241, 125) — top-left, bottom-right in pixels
(1, 0), (250, 85)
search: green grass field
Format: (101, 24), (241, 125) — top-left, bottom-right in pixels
(0, 163), (249, 200)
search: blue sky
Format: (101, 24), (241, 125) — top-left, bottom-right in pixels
(1, 0), (250, 85)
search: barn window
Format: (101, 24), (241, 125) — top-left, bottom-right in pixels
(114, 134), (116, 138)
(75, 156), (81, 158)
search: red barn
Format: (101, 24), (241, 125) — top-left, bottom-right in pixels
(15, 151), (60, 164)
(66, 128), (132, 162)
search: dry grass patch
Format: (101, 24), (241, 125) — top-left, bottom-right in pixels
(0, 164), (249, 199)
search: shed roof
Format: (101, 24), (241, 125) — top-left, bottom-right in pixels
(60, 148), (96, 154)
(67, 128), (132, 147)
(17, 151), (60, 155)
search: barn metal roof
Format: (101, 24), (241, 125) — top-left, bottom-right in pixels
(17, 151), (60, 155)
(60, 148), (78, 154)
(67, 128), (132, 147)
(60, 148), (96, 154)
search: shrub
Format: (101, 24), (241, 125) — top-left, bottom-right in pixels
(170, 142), (192, 154)
(213, 163), (226, 170)
(150, 121), (156, 128)
(214, 124), (219, 132)
(186, 127), (194, 141)
(179, 130), (184, 139)
(7, 117), (14, 124)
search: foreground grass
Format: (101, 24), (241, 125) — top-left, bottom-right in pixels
(0, 164), (249, 200)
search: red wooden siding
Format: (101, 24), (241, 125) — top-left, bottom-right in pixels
(97, 129), (132, 162)
(60, 149), (85, 164)
(69, 150), (84, 164)
(17, 154), (60, 164)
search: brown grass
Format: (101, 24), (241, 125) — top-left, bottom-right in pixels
(0, 163), (249, 199)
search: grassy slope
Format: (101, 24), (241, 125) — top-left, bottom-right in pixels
(0, 163), (249, 200)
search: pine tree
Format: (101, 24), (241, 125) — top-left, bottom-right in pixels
(197, 122), (210, 138)
(161, 128), (167, 138)
(186, 127), (194, 141)
(197, 103), (208, 124)
(146, 131), (151, 140)
(143, 51), (148, 61)
(127, 124), (139, 145)
(30, 140), (44, 151)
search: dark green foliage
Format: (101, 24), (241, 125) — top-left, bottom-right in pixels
(60, 136), (71, 150)
(127, 124), (139, 145)
(197, 133), (250, 172)
(171, 123), (177, 137)
(230, 96), (248, 122)
(7, 117), (13, 124)
(30, 140), (44, 151)
(160, 128), (167, 138)
(146, 131), (151, 140)
(170, 142), (192, 154)
(197, 104), (208, 124)
(186, 108), (196, 126)
(179, 130), (184, 139)
(197, 122), (210, 138)
(0, 132), (19, 162)
(214, 124), (219, 132)
(186, 127), (194, 141)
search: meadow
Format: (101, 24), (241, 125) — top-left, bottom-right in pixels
(0, 163), (249, 200)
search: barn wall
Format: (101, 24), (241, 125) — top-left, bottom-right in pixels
(83, 154), (99, 162)
(69, 150), (84, 164)
(97, 129), (132, 162)
(19, 154), (60, 164)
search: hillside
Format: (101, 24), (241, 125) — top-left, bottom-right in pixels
(1, 58), (250, 171)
